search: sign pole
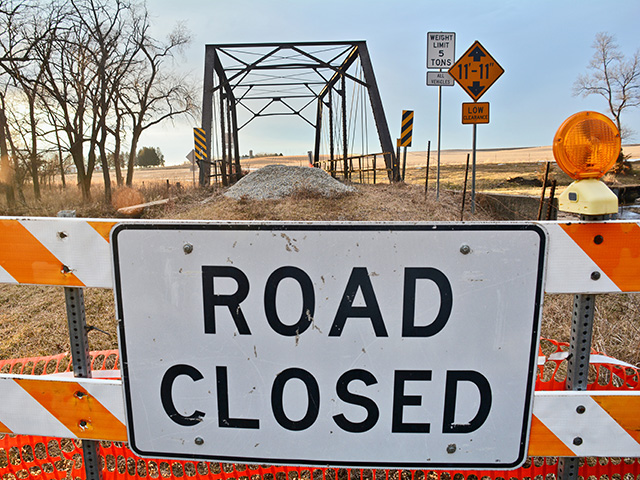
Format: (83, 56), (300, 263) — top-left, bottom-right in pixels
(436, 83), (442, 200)
(471, 123), (477, 214)
(426, 32), (455, 199)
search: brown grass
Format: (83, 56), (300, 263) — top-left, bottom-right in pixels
(0, 176), (638, 365)
(161, 182), (490, 222)
(111, 186), (144, 210)
(542, 294), (640, 366)
(0, 285), (116, 359)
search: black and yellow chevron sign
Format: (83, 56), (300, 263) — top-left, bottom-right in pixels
(400, 110), (413, 147)
(193, 128), (206, 161)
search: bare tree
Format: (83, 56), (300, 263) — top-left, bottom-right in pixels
(0, 0), (196, 205)
(2, 9), (55, 200)
(0, 0), (33, 207)
(574, 32), (640, 140)
(71, 0), (145, 201)
(120, 22), (198, 186)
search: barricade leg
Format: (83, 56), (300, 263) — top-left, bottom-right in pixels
(65, 286), (103, 480)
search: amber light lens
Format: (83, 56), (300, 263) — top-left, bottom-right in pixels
(553, 111), (621, 179)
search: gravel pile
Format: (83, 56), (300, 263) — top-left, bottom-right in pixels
(224, 165), (355, 200)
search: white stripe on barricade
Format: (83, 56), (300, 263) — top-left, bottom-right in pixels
(0, 374), (638, 457)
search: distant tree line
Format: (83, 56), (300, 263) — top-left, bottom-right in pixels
(0, 0), (198, 206)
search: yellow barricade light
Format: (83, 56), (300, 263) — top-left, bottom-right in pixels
(553, 111), (621, 216)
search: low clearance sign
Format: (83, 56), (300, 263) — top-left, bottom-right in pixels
(112, 223), (546, 469)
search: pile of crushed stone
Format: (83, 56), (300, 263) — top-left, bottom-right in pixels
(224, 165), (356, 200)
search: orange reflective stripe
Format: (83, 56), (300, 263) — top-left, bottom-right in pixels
(88, 221), (117, 243)
(560, 223), (640, 291)
(0, 420), (13, 434)
(594, 395), (640, 442)
(15, 377), (126, 442)
(528, 415), (574, 457)
(0, 220), (84, 286)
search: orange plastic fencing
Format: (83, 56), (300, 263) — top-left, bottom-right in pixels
(1, 340), (639, 480)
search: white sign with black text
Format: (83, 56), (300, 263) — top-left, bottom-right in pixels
(427, 71), (455, 87)
(427, 32), (456, 69)
(112, 223), (546, 469)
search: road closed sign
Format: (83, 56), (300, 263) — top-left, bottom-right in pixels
(112, 223), (546, 469)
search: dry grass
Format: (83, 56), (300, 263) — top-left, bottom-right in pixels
(0, 176), (638, 366)
(161, 182), (490, 222)
(0, 285), (116, 359)
(543, 294), (640, 366)
(405, 161), (640, 196)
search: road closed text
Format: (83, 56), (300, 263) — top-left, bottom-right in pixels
(158, 264), (492, 435)
(160, 364), (492, 434)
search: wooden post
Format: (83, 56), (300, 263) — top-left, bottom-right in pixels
(425, 140), (431, 197)
(373, 154), (377, 184)
(537, 162), (550, 220)
(461, 153), (470, 221)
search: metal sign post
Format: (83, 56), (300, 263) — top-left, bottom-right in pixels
(427, 32), (455, 200)
(437, 85), (443, 199)
(113, 222), (546, 469)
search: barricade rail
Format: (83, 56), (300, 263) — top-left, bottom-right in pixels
(0, 342), (639, 479)
(0, 217), (639, 479)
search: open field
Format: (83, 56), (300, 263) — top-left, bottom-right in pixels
(0, 145), (638, 365)
(88, 144), (640, 203)
(242, 144), (640, 168)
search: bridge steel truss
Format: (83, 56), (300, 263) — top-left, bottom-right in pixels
(200, 41), (396, 186)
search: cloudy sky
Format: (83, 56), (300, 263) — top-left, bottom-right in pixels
(139, 0), (640, 165)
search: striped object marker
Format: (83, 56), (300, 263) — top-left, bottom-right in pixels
(193, 127), (206, 163)
(399, 110), (413, 147)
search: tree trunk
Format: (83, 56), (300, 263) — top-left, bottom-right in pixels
(113, 115), (123, 186)
(70, 138), (90, 202)
(28, 96), (41, 200)
(55, 129), (66, 188)
(29, 152), (41, 200)
(0, 109), (16, 208)
(126, 126), (142, 186)
(98, 131), (112, 203)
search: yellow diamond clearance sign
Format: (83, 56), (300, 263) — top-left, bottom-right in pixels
(449, 41), (504, 102)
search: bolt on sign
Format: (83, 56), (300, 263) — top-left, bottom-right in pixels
(112, 222), (547, 469)
(449, 41), (504, 101)
(400, 110), (414, 147)
(462, 102), (490, 124)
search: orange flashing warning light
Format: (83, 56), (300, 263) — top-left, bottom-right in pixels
(553, 111), (621, 179)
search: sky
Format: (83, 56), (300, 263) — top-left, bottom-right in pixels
(139, 0), (640, 166)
